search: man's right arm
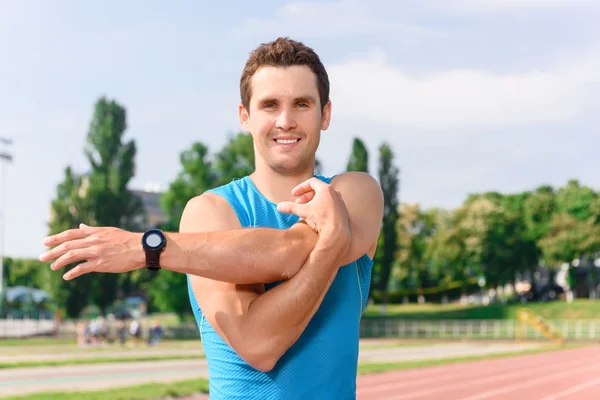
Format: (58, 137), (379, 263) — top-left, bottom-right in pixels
(183, 191), (350, 373)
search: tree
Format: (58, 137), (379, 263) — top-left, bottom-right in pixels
(44, 166), (93, 318)
(392, 204), (438, 291)
(372, 142), (400, 306)
(214, 133), (255, 186)
(84, 97), (145, 315)
(346, 138), (369, 173)
(160, 142), (216, 231)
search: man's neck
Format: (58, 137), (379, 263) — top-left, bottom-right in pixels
(250, 166), (315, 205)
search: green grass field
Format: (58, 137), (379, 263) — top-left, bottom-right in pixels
(362, 299), (600, 320)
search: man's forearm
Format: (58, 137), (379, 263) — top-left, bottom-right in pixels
(161, 224), (318, 284)
(222, 237), (347, 371)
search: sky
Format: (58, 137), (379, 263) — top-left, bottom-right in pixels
(1, 0), (599, 259)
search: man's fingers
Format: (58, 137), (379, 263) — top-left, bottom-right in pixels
(42, 227), (89, 248)
(63, 261), (95, 281)
(294, 190), (315, 204)
(51, 248), (97, 271)
(40, 237), (93, 263)
(290, 177), (328, 197)
(277, 201), (307, 218)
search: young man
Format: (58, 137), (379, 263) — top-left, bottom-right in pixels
(40, 37), (383, 399)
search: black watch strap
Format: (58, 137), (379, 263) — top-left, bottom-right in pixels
(146, 253), (161, 271)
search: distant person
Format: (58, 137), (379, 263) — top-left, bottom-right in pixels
(129, 319), (142, 346)
(41, 37), (383, 399)
(118, 320), (127, 346)
(75, 321), (87, 347)
(148, 320), (163, 345)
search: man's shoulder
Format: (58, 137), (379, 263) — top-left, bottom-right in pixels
(330, 172), (382, 197)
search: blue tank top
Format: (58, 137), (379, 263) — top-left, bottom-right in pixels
(186, 175), (373, 400)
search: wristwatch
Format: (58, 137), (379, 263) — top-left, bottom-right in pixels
(141, 228), (167, 271)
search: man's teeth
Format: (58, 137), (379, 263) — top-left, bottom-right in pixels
(276, 139), (299, 144)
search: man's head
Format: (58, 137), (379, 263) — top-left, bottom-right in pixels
(240, 37), (330, 113)
(238, 37), (332, 175)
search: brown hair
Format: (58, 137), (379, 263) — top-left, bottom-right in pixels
(240, 37), (330, 112)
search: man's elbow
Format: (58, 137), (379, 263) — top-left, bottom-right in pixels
(238, 341), (281, 372)
(246, 353), (278, 373)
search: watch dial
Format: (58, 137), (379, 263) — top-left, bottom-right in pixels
(146, 233), (162, 248)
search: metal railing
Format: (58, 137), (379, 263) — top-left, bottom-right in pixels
(359, 319), (600, 341)
(0, 317), (56, 338)
(3, 317), (600, 341)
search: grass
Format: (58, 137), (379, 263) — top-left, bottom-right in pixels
(0, 340), (203, 354)
(1, 378), (210, 400)
(362, 299), (600, 320)
(0, 338), (74, 347)
(0, 354), (204, 369)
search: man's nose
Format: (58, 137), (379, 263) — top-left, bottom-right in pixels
(275, 110), (297, 131)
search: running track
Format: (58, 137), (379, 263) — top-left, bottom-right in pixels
(185, 345), (600, 399)
(356, 345), (600, 399)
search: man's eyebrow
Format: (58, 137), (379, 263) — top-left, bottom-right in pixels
(258, 97), (279, 104)
(257, 95), (317, 104)
(294, 95), (317, 103)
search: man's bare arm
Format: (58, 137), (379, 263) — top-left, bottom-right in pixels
(40, 172), (383, 284)
(166, 172), (382, 280)
(161, 192), (318, 283)
(186, 185), (351, 373)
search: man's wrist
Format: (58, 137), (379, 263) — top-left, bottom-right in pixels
(159, 232), (186, 272)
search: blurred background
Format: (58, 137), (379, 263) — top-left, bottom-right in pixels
(1, 1), (599, 399)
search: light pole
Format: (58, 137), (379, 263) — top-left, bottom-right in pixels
(0, 137), (13, 294)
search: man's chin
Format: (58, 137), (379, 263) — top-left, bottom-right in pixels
(269, 159), (312, 176)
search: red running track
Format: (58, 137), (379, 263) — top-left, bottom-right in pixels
(183, 345), (600, 399)
(356, 345), (600, 400)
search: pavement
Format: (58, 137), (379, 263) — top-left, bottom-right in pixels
(0, 341), (543, 398)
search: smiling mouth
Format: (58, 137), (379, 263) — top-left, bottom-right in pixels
(274, 139), (300, 144)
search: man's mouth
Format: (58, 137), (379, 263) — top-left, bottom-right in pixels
(274, 138), (300, 144)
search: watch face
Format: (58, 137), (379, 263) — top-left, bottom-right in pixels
(146, 232), (162, 247)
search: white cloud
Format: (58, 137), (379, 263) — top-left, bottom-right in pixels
(327, 48), (600, 130)
(445, 0), (600, 13)
(242, 0), (434, 38)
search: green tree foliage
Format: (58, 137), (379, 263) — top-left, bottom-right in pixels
(84, 97), (145, 316)
(372, 143), (400, 304)
(45, 166), (93, 318)
(346, 138), (369, 173)
(2, 257), (46, 288)
(45, 97), (144, 318)
(214, 133), (255, 186)
(160, 142), (216, 231)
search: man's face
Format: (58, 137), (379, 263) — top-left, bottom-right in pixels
(239, 65), (331, 175)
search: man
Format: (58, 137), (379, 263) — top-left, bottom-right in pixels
(40, 37), (383, 399)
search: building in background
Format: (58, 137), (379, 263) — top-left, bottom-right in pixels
(131, 183), (168, 229)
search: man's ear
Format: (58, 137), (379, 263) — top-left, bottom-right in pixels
(320, 100), (332, 131)
(239, 103), (251, 133)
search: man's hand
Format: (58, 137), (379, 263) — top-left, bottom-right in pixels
(277, 177), (351, 257)
(39, 224), (146, 280)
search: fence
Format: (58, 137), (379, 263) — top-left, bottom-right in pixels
(359, 319), (600, 341)
(4, 317), (600, 341)
(0, 317), (56, 338)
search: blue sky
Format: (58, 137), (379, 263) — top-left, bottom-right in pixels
(1, 0), (599, 259)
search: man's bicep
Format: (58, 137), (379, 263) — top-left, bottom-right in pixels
(332, 172), (384, 263)
(180, 193), (264, 349)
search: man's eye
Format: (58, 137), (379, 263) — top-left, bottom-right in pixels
(297, 103), (309, 108)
